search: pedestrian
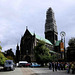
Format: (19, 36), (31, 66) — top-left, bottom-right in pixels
(52, 62), (55, 72)
(49, 62), (52, 70)
(74, 63), (75, 74)
(71, 62), (75, 74)
(58, 62), (60, 70)
(60, 62), (62, 70)
(68, 62), (71, 73)
(61, 62), (64, 70)
(67, 63), (71, 73)
(55, 62), (58, 71)
(63, 62), (66, 70)
(65, 63), (69, 73)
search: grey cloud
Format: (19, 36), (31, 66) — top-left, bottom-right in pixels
(0, 0), (75, 52)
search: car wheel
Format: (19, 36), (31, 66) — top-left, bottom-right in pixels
(12, 67), (15, 71)
(7, 67), (10, 70)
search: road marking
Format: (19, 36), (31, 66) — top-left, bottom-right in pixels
(21, 68), (36, 75)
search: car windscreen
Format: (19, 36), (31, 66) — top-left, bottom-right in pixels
(5, 61), (12, 65)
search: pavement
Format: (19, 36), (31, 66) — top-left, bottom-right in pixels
(0, 67), (37, 75)
(30, 68), (74, 75)
(0, 67), (74, 75)
(21, 68), (37, 75)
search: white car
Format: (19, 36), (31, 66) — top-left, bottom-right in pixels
(18, 61), (28, 67)
(4, 60), (15, 71)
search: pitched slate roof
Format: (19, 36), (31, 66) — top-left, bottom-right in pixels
(55, 40), (61, 46)
(29, 31), (58, 54)
(50, 50), (57, 53)
(30, 32), (53, 45)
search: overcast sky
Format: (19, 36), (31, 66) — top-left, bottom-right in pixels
(0, 0), (75, 53)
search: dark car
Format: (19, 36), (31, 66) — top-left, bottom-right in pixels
(25, 63), (31, 67)
(4, 60), (15, 71)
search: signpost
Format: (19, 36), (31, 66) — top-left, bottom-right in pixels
(60, 31), (66, 61)
(60, 42), (64, 52)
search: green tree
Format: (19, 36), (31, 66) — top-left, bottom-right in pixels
(0, 52), (8, 66)
(51, 54), (58, 62)
(3, 48), (16, 62)
(0, 41), (8, 66)
(6, 56), (14, 60)
(34, 40), (51, 66)
(68, 37), (75, 47)
(0, 41), (2, 52)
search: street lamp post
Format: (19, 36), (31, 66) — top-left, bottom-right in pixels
(64, 36), (66, 62)
(60, 31), (66, 61)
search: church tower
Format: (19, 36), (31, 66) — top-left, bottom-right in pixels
(45, 7), (58, 45)
(16, 44), (20, 63)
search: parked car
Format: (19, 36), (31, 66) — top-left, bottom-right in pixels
(4, 60), (15, 71)
(25, 63), (31, 67)
(18, 61), (28, 67)
(30, 63), (41, 67)
(16, 63), (19, 67)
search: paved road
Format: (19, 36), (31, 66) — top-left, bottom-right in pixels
(31, 68), (73, 75)
(0, 67), (36, 75)
(0, 67), (74, 75)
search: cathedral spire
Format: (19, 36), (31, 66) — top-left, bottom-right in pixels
(47, 7), (53, 14)
(26, 26), (28, 30)
(45, 7), (58, 45)
(16, 43), (19, 50)
(45, 7), (57, 32)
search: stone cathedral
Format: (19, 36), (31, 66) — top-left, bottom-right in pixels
(16, 7), (60, 63)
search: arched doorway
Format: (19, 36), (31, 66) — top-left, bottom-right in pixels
(25, 55), (31, 63)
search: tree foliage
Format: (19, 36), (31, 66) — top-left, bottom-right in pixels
(3, 48), (15, 62)
(51, 54), (58, 62)
(6, 56), (14, 60)
(34, 41), (51, 66)
(0, 52), (8, 65)
(68, 37), (75, 47)
(0, 41), (2, 52)
(0, 46), (2, 50)
(0, 41), (8, 65)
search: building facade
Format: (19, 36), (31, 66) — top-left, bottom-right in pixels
(16, 7), (60, 63)
(20, 28), (53, 62)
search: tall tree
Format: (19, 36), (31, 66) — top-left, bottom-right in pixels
(68, 37), (75, 47)
(4, 48), (15, 62)
(34, 40), (51, 66)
